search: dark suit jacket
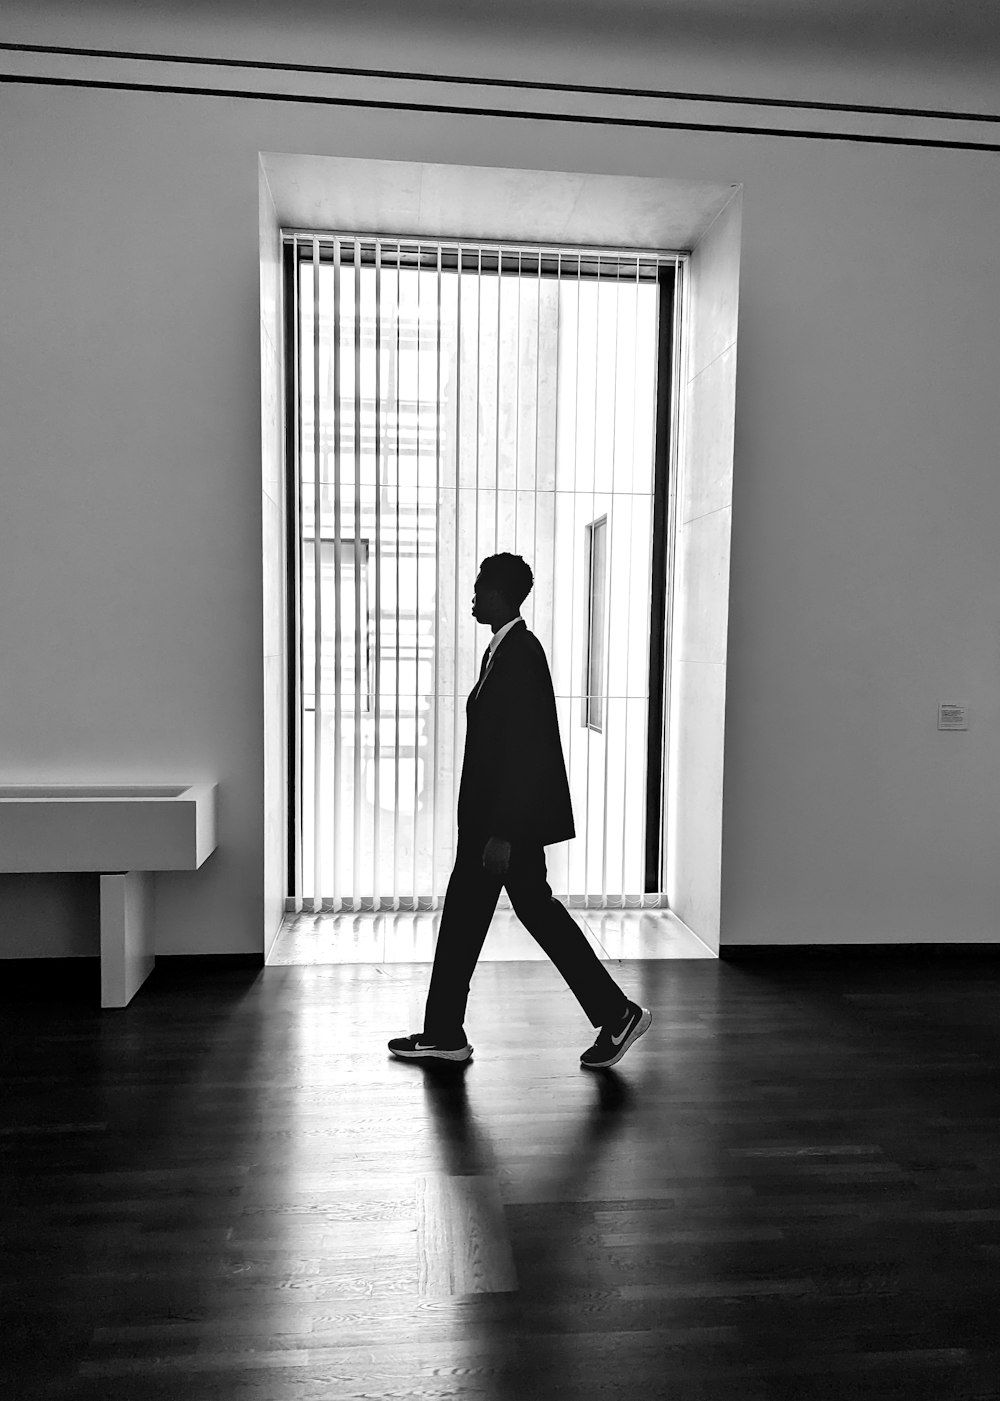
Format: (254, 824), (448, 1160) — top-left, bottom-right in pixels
(457, 619), (576, 846)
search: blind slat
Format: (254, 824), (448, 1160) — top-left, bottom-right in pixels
(392, 249), (402, 909)
(311, 237), (323, 913)
(621, 262), (642, 899)
(332, 237), (343, 910)
(430, 246), (443, 906)
(600, 264), (621, 905)
(291, 245), (303, 911)
(353, 238), (363, 910)
(412, 247), (422, 907)
(450, 247), (463, 879)
(373, 243), (383, 911)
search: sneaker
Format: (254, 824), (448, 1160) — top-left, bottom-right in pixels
(580, 1001), (652, 1069)
(388, 1034), (473, 1063)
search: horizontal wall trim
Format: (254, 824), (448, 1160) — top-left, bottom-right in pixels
(721, 943), (1000, 960)
(1, 70), (998, 154)
(3, 40), (998, 127)
(0, 952), (264, 994)
(156, 953), (265, 971)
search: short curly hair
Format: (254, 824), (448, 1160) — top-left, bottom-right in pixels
(478, 553), (534, 609)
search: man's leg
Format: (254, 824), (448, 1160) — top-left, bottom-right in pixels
(421, 828), (503, 1045)
(504, 841), (628, 1028)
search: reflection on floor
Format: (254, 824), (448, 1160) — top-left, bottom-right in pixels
(5, 955), (999, 1396)
(270, 907), (715, 965)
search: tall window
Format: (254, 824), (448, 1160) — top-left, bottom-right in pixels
(286, 236), (674, 911)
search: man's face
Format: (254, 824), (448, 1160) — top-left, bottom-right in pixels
(472, 574), (486, 621)
(472, 574), (498, 623)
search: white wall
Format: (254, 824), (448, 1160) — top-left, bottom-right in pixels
(722, 152), (1000, 945)
(668, 191), (742, 951)
(1, 10), (999, 954)
(259, 162), (286, 960)
(0, 90), (268, 956)
(3, 0), (997, 120)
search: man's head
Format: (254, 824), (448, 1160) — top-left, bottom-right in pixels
(472, 553), (533, 627)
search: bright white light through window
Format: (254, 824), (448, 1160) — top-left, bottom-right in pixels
(290, 238), (670, 910)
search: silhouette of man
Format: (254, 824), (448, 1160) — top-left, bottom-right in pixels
(389, 552), (651, 1069)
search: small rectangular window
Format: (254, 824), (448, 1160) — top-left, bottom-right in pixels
(302, 536), (371, 714)
(583, 515), (607, 732)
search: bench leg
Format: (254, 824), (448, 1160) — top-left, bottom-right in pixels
(100, 872), (155, 1008)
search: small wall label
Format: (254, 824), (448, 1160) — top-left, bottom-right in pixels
(938, 704), (969, 731)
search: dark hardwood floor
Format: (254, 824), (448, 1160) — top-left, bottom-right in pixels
(2, 950), (999, 1399)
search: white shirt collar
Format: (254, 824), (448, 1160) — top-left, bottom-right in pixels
(488, 616), (523, 655)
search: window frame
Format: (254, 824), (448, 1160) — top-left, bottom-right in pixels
(300, 534), (373, 716)
(582, 513), (608, 733)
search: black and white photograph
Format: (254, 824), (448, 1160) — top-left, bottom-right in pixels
(2, 2), (999, 1396)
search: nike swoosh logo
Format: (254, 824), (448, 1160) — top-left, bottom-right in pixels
(611, 1015), (635, 1046)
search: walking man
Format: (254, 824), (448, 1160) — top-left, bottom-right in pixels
(389, 552), (651, 1069)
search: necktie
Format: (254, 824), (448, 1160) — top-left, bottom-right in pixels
(473, 645), (493, 699)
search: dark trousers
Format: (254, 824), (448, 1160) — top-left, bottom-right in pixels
(422, 827), (629, 1044)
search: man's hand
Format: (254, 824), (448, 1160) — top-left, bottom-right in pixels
(482, 836), (511, 877)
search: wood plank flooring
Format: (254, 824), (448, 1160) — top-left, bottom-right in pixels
(2, 951), (999, 1399)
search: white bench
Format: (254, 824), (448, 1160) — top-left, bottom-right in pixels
(0, 784), (218, 1007)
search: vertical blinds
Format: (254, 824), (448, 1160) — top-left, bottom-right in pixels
(288, 234), (672, 913)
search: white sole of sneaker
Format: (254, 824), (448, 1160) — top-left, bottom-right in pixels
(389, 1045), (473, 1062)
(580, 1008), (652, 1069)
